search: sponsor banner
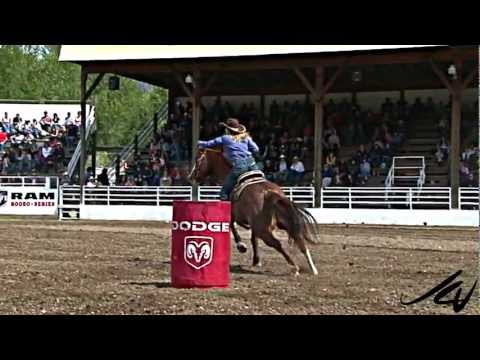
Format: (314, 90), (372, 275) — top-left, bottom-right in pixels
(0, 187), (58, 216)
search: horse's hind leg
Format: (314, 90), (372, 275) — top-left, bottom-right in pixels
(231, 221), (247, 254)
(294, 239), (319, 276)
(251, 232), (261, 267)
(260, 231), (300, 276)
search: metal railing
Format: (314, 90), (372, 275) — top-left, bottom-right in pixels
(197, 186), (316, 207)
(67, 107), (96, 179)
(107, 103), (168, 184)
(386, 156), (426, 188)
(459, 187), (479, 210)
(0, 176), (58, 188)
(321, 187), (451, 209)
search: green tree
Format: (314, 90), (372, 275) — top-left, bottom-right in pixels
(0, 45), (167, 146)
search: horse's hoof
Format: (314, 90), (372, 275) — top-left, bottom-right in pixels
(237, 243), (248, 254)
(252, 262), (262, 268)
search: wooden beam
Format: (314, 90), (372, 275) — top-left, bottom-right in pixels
(462, 67), (478, 90)
(321, 63), (346, 98)
(85, 73), (105, 99)
(293, 67), (317, 97)
(200, 72), (218, 96)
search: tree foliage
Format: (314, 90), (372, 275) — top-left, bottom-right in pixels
(0, 45), (167, 146)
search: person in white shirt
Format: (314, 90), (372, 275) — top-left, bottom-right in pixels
(288, 156), (305, 186)
(275, 154), (289, 183)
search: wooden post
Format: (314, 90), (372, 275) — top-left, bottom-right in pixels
(191, 70), (202, 201)
(314, 66), (325, 207)
(260, 94), (265, 119)
(153, 112), (158, 136)
(115, 156), (121, 186)
(450, 59), (464, 209)
(79, 68), (87, 204)
(450, 92), (461, 208)
(430, 59), (469, 209)
(134, 134), (139, 157)
(91, 131), (97, 180)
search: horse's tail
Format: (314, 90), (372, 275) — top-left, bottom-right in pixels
(264, 191), (319, 246)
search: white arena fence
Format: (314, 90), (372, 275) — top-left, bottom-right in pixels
(321, 187), (453, 210)
(0, 177), (477, 225)
(459, 187), (479, 210)
(57, 185), (478, 210)
(198, 186), (315, 207)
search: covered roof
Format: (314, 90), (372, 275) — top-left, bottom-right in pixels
(59, 45), (477, 96)
(59, 45), (446, 62)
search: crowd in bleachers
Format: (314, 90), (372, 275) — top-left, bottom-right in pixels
(112, 95), (478, 188)
(0, 111), (81, 175)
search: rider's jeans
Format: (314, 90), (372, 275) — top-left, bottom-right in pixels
(220, 157), (258, 201)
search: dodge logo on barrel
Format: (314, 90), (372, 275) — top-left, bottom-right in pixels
(184, 236), (214, 270)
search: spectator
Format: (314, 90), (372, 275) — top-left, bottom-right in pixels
(322, 164), (334, 188)
(359, 158), (372, 184)
(274, 155), (288, 184)
(40, 111), (52, 132)
(332, 167), (343, 186)
(435, 146), (444, 165)
(97, 168), (110, 186)
(288, 156), (305, 186)
(325, 151), (337, 167)
(327, 129), (341, 153)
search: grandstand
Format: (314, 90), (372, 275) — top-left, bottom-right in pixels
(0, 100), (94, 180)
(2, 45), (478, 226)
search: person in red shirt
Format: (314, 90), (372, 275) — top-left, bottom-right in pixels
(40, 111), (52, 132)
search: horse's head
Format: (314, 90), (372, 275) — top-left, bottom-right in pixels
(188, 147), (230, 184)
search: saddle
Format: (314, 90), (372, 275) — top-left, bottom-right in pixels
(232, 170), (267, 201)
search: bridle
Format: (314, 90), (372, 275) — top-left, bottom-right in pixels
(188, 148), (222, 181)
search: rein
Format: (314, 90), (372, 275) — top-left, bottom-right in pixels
(188, 148), (223, 180)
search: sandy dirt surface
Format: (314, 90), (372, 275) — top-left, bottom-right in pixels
(0, 218), (478, 315)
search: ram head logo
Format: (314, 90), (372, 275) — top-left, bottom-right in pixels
(184, 236), (214, 270)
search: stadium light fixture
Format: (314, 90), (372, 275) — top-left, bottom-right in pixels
(448, 64), (457, 80)
(352, 70), (362, 83)
(109, 76), (120, 91)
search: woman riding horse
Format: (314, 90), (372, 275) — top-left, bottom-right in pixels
(198, 118), (260, 201)
(192, 119), (319, 276)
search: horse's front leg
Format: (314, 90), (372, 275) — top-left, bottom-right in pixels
(231, 221), (248, 254)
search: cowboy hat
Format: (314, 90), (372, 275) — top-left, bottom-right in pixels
(219, 118), (246, 134)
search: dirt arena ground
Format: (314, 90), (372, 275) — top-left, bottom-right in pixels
(0, 218), (478, 315)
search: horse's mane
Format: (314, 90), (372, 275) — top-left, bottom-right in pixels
(202, 147), (231, 169)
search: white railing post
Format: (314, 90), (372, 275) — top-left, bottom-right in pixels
(450, 188), (453, 210)
(348, 188), (352, 209)
(320, 188), (323, 209)
(157, 187), (160, 206)
(107, 187), (110, 206)
(409, 188), (413, 210)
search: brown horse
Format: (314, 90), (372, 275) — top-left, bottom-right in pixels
(189, 148), (319, 276)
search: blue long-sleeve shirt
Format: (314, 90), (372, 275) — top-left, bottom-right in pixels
(198, 135), (259, 164)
